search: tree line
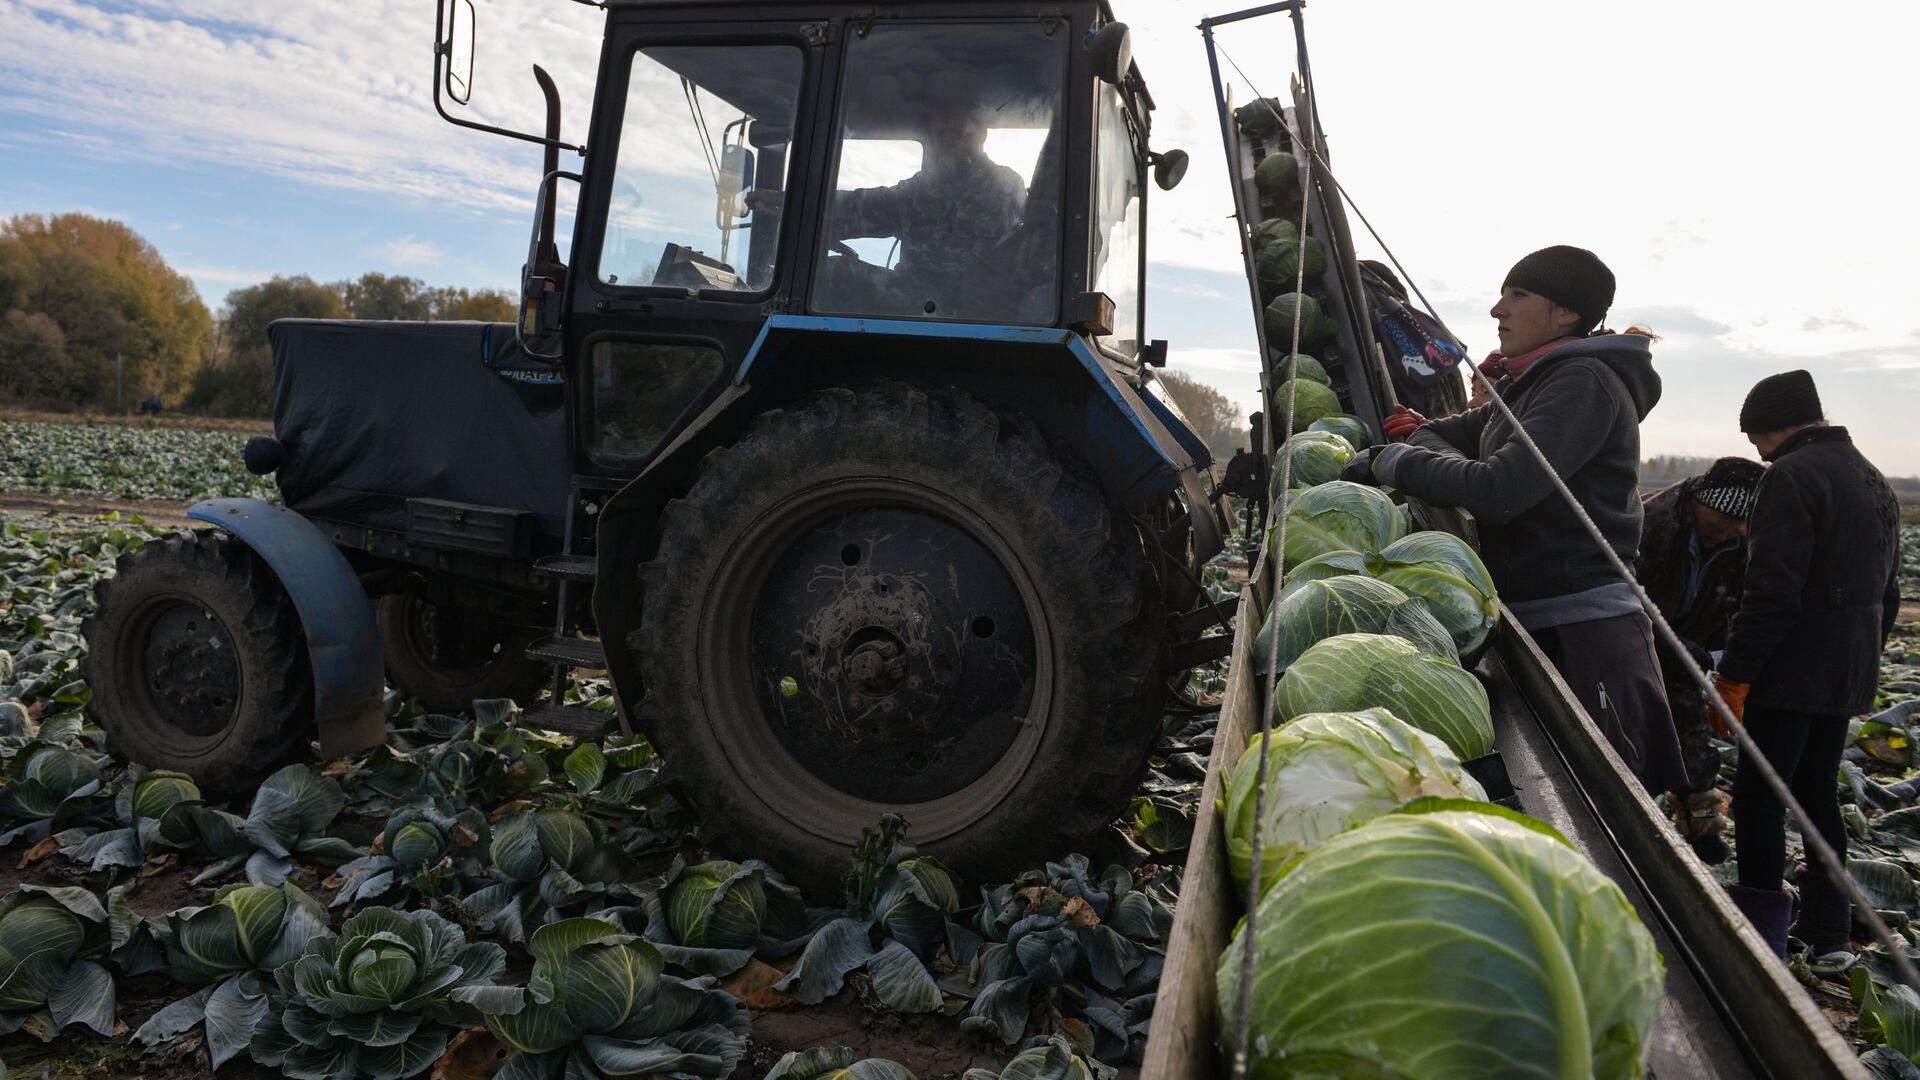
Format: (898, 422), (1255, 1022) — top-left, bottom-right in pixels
(0, 213), (513, 418)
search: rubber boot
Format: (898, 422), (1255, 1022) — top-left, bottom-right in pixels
(1792, 863), (1855, 971)
(1727, 884), (1793, 957)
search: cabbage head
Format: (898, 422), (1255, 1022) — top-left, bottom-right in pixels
(1252, 576), (1456, 675)
(1222, 710), (1485, 898)
(1269, 378), (1340, 436)
(1251, 217), (1298, 251)
(1276, 549), (1374, 598)
(1273, 480), (1405, 568)
(1256, 235), (1327, 290)
(1269, 350), (1328, 385)
(766, 1047), (917, 1080)
(1277, 633), (1495, 758)
(1218, 805), (1665, 1080)
(1263, 292), (1320, 343)
(1377, 531), (1501, 661)
(1254, 152), (1298, 199)
(1308, 412), (1371, 449)
(1271, 432), (1354, 496)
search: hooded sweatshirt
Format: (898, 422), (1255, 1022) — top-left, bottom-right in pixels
(1374, 334), (1661, 628)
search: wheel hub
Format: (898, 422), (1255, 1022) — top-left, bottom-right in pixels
(747, 504), (1036, 803)
(140, 603), (241, 737)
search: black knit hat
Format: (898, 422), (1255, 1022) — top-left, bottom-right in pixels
(1688, 456), (1765, 521)
(1739, 370), (1823, 433)
(1503, 245), (1616, 332)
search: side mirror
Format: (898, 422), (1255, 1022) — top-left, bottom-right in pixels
(444, 0), (476, 105)
(1150, 149), (1190, 191)
(718, 143), (755, 216)
(1089, 23), (1132, 86)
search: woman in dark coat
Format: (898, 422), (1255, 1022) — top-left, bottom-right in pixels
(1344, 245), (1686, 793)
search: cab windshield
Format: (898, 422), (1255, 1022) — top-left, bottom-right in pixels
(812, 23), (1066, 324)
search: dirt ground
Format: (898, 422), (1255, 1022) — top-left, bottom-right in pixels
(0, 492), (198, 527)
(0, 409), (270, 435)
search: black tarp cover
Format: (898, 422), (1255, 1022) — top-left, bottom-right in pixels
(269, 320), (570, 539)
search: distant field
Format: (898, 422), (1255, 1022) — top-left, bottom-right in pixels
(0, 408), (269, 434)
(0, 416), (275, 503)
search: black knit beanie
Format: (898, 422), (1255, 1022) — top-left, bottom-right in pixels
(1503, 245), (1616, 333)
(1738, 370), (1823, 433)
(1688, 456), (1765, 521)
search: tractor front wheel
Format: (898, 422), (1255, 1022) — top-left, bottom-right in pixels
(637, 384), (1166, 896)
(81, 531), (315, 793)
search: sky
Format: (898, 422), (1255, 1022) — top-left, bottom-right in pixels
(1, 0), (1915, 474)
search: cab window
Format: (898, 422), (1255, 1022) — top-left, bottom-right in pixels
(597, 44), (804, 294)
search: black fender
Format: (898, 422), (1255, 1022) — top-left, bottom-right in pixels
(186, 498), (386, 759)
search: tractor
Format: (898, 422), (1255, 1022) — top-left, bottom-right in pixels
(80, 0), (1227, 892)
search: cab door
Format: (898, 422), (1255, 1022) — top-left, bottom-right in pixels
(563, 20), (832, 478)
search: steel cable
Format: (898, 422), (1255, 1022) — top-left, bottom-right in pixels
(1218, 40), (1920, 999)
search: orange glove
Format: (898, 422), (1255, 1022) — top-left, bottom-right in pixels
(1383, 405), (1429, 440)
(1707, 674), (1750, 739)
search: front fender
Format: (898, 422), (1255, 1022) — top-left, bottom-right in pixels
(186, 498), (385, 760)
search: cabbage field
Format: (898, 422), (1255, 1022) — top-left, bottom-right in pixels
(0, 416), (1242, 1078)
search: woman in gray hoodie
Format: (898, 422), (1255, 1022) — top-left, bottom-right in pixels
(1344, 245), (1686, 792)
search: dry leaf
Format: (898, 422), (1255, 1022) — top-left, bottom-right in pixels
(17, 834), (61, 869)
(320, 759), (351, 780)
(1061, 895), (1101, 929)
(142, 853), (177, 877)
(433, 1027), (509, 1080)
(721, 957), (800, 1010)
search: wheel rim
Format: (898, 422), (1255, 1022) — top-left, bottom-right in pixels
(398, 595), (505, 680)
(703, 477), (1052, 845)
(124, 596), (242, 740)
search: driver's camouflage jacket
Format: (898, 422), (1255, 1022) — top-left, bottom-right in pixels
(831, 154), (1025, 283)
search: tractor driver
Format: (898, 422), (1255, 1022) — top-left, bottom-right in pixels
(821, 72), (1029, 318)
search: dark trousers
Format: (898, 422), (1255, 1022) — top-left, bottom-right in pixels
(1733, 706), (1852, 948)
(1535, 610), (1688, 794)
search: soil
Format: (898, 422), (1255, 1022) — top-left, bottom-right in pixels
(0, 410), (271, 435)
(0, 492), (197, 528)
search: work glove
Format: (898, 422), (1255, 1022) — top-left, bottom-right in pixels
(1383, 405), (1430, 440)
(1707, 673), (1750, 739)
(1339, 446), (1385, 487)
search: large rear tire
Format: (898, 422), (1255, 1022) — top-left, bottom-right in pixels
(81, 531), (315, 794)
(636, 384), (1166, 896)
(376, 593), (546, 714)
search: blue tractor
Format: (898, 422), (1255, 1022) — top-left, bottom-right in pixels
(81, 0), (1223, 891)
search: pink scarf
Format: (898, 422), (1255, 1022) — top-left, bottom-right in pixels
(1479, 336), (1580, 382)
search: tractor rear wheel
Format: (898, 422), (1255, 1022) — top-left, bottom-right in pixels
(81, 531), (315, 793)
(637, 384), (1166, 896)
(376, 593), (546, 713)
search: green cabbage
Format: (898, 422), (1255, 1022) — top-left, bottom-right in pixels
(1270, 379), (1340, 436)
(1276, 549), (1374, 596)
(1274, 480), (1406, 568)
(1254, 152), (1299, 200)
(1256, 236), (1327, 290)
(1263, 292), (1321, 343)
(1377, 531), (1502, 661)
(1251, 218), (1298, 251)
(1222, 709), (1485, 898)
(1251, 576), (1457, 675)
(1270, 351), (1328, 385)
(1219, 805), (1665, 1080)
(1277, 632), (1495, 758)
(1271, 431), (1354, 496)
(1309, 413), (1371, 449)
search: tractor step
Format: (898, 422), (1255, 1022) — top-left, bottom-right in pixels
(519, 703), (616, 738)
(534, 554), (597, 580)
(527, 634), (607, 670)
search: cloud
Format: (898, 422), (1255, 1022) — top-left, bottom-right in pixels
(366, 235), (446, 267)
(1624, 305), (1733, 338)
(1802, 313), (1866, 334)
